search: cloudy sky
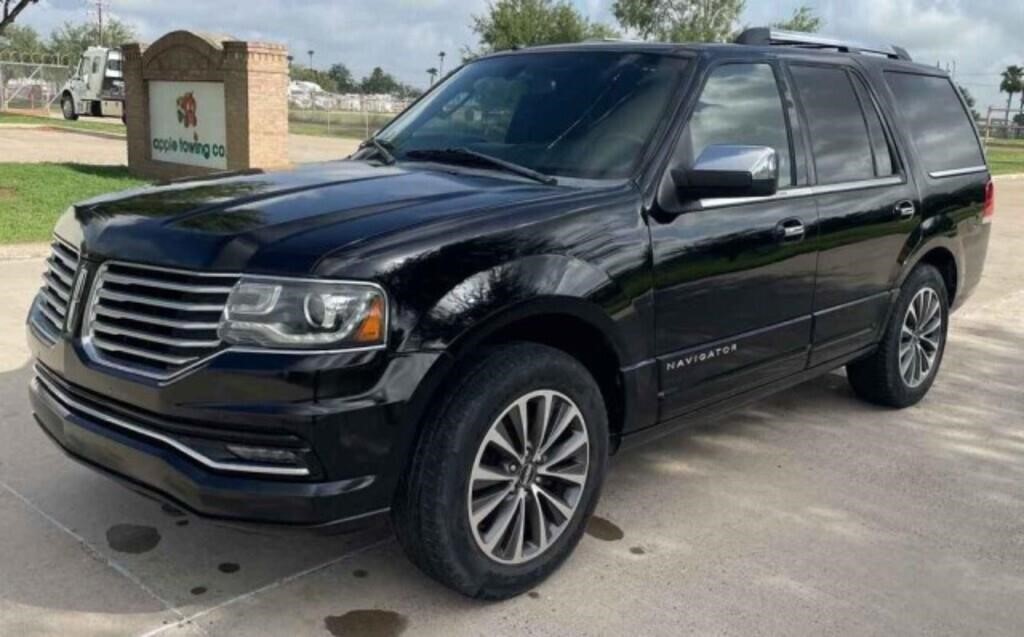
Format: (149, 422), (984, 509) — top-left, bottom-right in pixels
(17, 0), (1023, 110)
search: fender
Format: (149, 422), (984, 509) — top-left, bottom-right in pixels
(403, 254), (641, 365)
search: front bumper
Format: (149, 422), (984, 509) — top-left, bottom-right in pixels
(27, 314), (446, 530)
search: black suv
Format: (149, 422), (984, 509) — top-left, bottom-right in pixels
(28, 29), (993, 599)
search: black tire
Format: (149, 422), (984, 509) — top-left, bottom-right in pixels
(393, 342), (609, 599)
(847, 264), (949, 408)
(61, 94), (78, 121)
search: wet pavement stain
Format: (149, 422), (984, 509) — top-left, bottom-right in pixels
(324, 610), (408, 637)
(218, 562), (240, 574)
(629, 546), (646, 555)
(190, 586), (207, 596)
(586, 515), (624, 541)
(106, 524), (161, 554)
(352, 569), (369, 578)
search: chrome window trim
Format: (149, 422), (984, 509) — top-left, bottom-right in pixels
(32, 371), (310, 477)
(699, 176), (903, 209)
(928, 165), (988, 179)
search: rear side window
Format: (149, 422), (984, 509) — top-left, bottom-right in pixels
(682, 63), (794, 188)
(790, 65), (875, 184)
(885, 72), (984, 175)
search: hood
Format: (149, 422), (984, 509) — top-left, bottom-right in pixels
(57, 161), (572, 274)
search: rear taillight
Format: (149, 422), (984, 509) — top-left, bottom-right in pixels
(983, 179), (995, 221)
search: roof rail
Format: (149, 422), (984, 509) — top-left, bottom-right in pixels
(735, 28), (912, 62)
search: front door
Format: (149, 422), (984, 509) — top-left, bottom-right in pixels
(650, 61), (818, 421)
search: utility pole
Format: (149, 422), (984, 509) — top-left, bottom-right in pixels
(88, 0), (110, 47)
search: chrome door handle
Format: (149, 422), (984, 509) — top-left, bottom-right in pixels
(895, 200), (916, 219)
(777, 219), (805, 241)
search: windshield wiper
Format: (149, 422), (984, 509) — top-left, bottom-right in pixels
(404, 148), (558, 186)
(358, 136), (396, 165)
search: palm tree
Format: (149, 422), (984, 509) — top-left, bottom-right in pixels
(999, 65), (1023, 136)
(427, 67), (438, 86)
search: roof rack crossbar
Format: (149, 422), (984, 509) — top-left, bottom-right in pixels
(735, 28), (912, 62)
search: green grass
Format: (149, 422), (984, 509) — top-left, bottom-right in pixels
(985, 146), (1024, 176)
(0, 163), (146, 244)
(0, 112), (126, 135)
(288, 110), (394, 140)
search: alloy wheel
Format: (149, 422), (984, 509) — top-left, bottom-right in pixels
(899, 287), (942, 388)
(467, 390), (590, 565)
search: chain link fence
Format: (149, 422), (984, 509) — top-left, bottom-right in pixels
(0, 54), (72, 113)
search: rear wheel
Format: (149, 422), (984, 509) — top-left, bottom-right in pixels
(61, 94), (78, 121)
(847, 264), (948, 407)
(393, 342), (608, 599)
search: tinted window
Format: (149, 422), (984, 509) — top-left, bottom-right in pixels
(851, 76), (895, 176)
(791, 65), (874, 184)
(377, 52), (689, 179)
(885, 72), (984, 174)
(682, 63), (793, 187)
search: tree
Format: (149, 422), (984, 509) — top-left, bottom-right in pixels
(0, 0), (38, 36)
(427, 67), (438, 85)
(999, 65), (1023, 128)
(613, 0), (745, 43)
(772, 5), (822, 32)
(327, 63), (356, 93)
(48, 18), (136, 62)
(360, 66), (401, 94)
(471, 0), (618, 53)
(0, 22), (44, 54)
(957, 84), (981, 122)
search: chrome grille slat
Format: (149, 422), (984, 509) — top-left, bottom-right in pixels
(93, 306), (221, 330)
(101, 272), (235, 294)
(93, 323), (221, 348)
(90, 336), (199, 366)
(97, 288), (225, 312)
(33, 240), (80, 334)
(85, 261), (238, 378)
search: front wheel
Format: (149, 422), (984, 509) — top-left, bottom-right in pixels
(61, 94), (78, 121)
(393, 342), (609, 599)
(847, 264), (949, 407)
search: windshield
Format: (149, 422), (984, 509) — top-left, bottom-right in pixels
(376, 51), (689, 180)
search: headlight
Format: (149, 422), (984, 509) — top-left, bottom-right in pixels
(219, 277), (387, 350)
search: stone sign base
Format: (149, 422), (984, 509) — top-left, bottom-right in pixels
(123, 31), (289, 181)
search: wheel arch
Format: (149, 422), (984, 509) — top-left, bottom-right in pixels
(898, 238), (961, 306)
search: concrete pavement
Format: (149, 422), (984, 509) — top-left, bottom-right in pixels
(0, 127), (358, 165)
(0, 183), (1021, 636)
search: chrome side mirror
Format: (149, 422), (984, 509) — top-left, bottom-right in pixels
(672, 145), (779, 199)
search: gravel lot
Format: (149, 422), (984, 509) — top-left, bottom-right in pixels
(0, 180), (1021, 637)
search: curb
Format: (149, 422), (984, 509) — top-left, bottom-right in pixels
(0, 242), (50, 261)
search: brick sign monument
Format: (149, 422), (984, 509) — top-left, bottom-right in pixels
(122, 31), (289, 180)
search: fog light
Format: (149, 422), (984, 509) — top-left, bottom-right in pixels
(226, 445), (302, 466)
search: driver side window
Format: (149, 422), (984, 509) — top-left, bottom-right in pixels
(679, 63), (794, 188)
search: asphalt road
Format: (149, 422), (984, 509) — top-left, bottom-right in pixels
(0, 179), (1022, 637)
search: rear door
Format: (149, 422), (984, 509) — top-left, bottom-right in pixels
(650, 60), (818, 420)
(786, 62), (918, 365)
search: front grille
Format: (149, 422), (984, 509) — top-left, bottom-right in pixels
(84, 261), (238, 378)
(35, 239), (80, 334)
